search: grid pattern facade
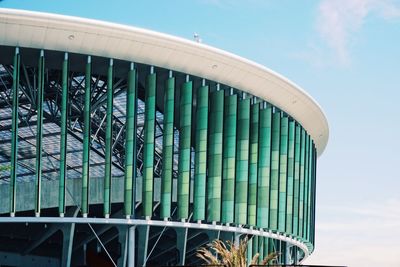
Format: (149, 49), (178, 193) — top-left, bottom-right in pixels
(0, 45), (318, 263)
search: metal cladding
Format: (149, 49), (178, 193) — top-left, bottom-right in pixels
(0, 43), (320, 264)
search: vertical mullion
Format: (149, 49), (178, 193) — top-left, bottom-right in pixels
(256, 103), (272, 229)
(177, 76), (192, 220)
(303, 134), (310, 238)
(206, 89), (224, 222)
(161, 72), (175, 219)
(104, 59), (114, 218)
(306, 138), (313, 241)
(269, 110), (281, 230)
(234, 96), (250, 225)
(10, 47), (20, 217)
(299, 128), (306, 237)
(142, 69), (156, 219)
(221, 92), (237, 224)
(81, 56), (92, 217)
(286, 120), (295, 234)
(247, 99), (259, 226)
(312, 145), (317, 245)
(193, 81), (208, 221)
(35, 50), (45, 217)
(293, 124), (301, 236)
(278, 116), (288, 232)
(59, 52), (68, 217)
(124, 63), (137, 218)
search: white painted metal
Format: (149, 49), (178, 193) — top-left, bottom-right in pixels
(0, 8), (328, 155)
(0, 217), (310, 259)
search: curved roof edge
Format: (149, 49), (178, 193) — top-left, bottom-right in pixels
(0, 8), (329, 155)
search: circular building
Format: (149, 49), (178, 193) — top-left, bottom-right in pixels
(0, 8), (328, 267)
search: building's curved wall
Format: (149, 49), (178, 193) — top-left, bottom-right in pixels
(0, 45), (317, 263)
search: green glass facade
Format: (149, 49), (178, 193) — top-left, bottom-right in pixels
(0, 45), (320, 264)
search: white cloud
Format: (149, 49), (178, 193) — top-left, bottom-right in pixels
(317, 0), (400, 65)
(304, 198), (400, 267)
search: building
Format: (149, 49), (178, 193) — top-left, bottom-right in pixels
(0, 8), (329, 267)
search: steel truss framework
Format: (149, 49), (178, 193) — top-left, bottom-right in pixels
(0, 45), (317, 266)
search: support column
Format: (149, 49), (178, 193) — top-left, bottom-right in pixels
(59, 53), (68, 217)
(252, 235), (258, 262)
(258, 235), (264, 264)
(61, 223), (76, 267)
(124, 63), (137, 218)
(127, 226), (136, 267)
(104, 59), (114, 218)
(193, 80), (209, 221)
(234, 95), (250, 225)
(143, 68), (156, 218)
(269, 110), (281, 230)
(247, 237), (253, 264)
(256, 103), (272, 229)
(222, 91), (237, 224)
(82, 56), (92, 217)
(248, 99), (259, 226)
(207, 88), (224, 223)
(299, 128), (306, 237)
(178, 75), (192, 220)
(278, 116), (288, 232)
(35, 50), (45, 217)
(160, 71), (175, 219)
(263, 237), (269, 262)
(303, 134), (310, 239)
(176, 228), (188, 265)
(137, 225), (150, 267)
(286, 120), (295, 234)
(293, 124), (301, 237)
(10, 47), (20, 217)
(117, 226), (128, 267)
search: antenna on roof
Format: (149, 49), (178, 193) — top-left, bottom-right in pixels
(193, 33), (202, 43)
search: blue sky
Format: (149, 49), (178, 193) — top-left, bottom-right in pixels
(1, 0), (400, 266)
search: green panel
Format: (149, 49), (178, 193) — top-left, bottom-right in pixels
(293, 124), (301, 236)
(269, 111), (281, 230)
(248, 101), (259, 226)
(303, 134), (310, 239)
(177, 80), (193, 220)
(256, 104), (272, 229)
(193, 85), (209, 221)
(263, 237), (269, 262)
(143, 72), (156, 218)
(306, 137), (313, 240)
(298, 128), (306, 237)
(10, 48), (20, 216)
(35, 51), (45, 216)
(311, 145), (317, 245)
(124, 64), (137, 217)
(59, 53), (68, 216)
(207, 90), (224, 222)
(278, 116), (288, 232)
(252, 235), (258, 260)
(104, 59), (114, 217)
(258, 236), (264, 264)
(247, 237), (253, 265)
(161, 76), (175, 219)
(221, 93), (237, 223)
(234, 97), (250, 225)
(285, 120), (295, 234)
(81, 56), (92, 216)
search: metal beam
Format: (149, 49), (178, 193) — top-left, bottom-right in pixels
(59, 52), (69, 217)
(124, 63), (136, 218)
(81, 56), (92, 217)
(34, 50), (45, 217)
(9, 47), (20, 217)
(104, 58), (114, 218)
